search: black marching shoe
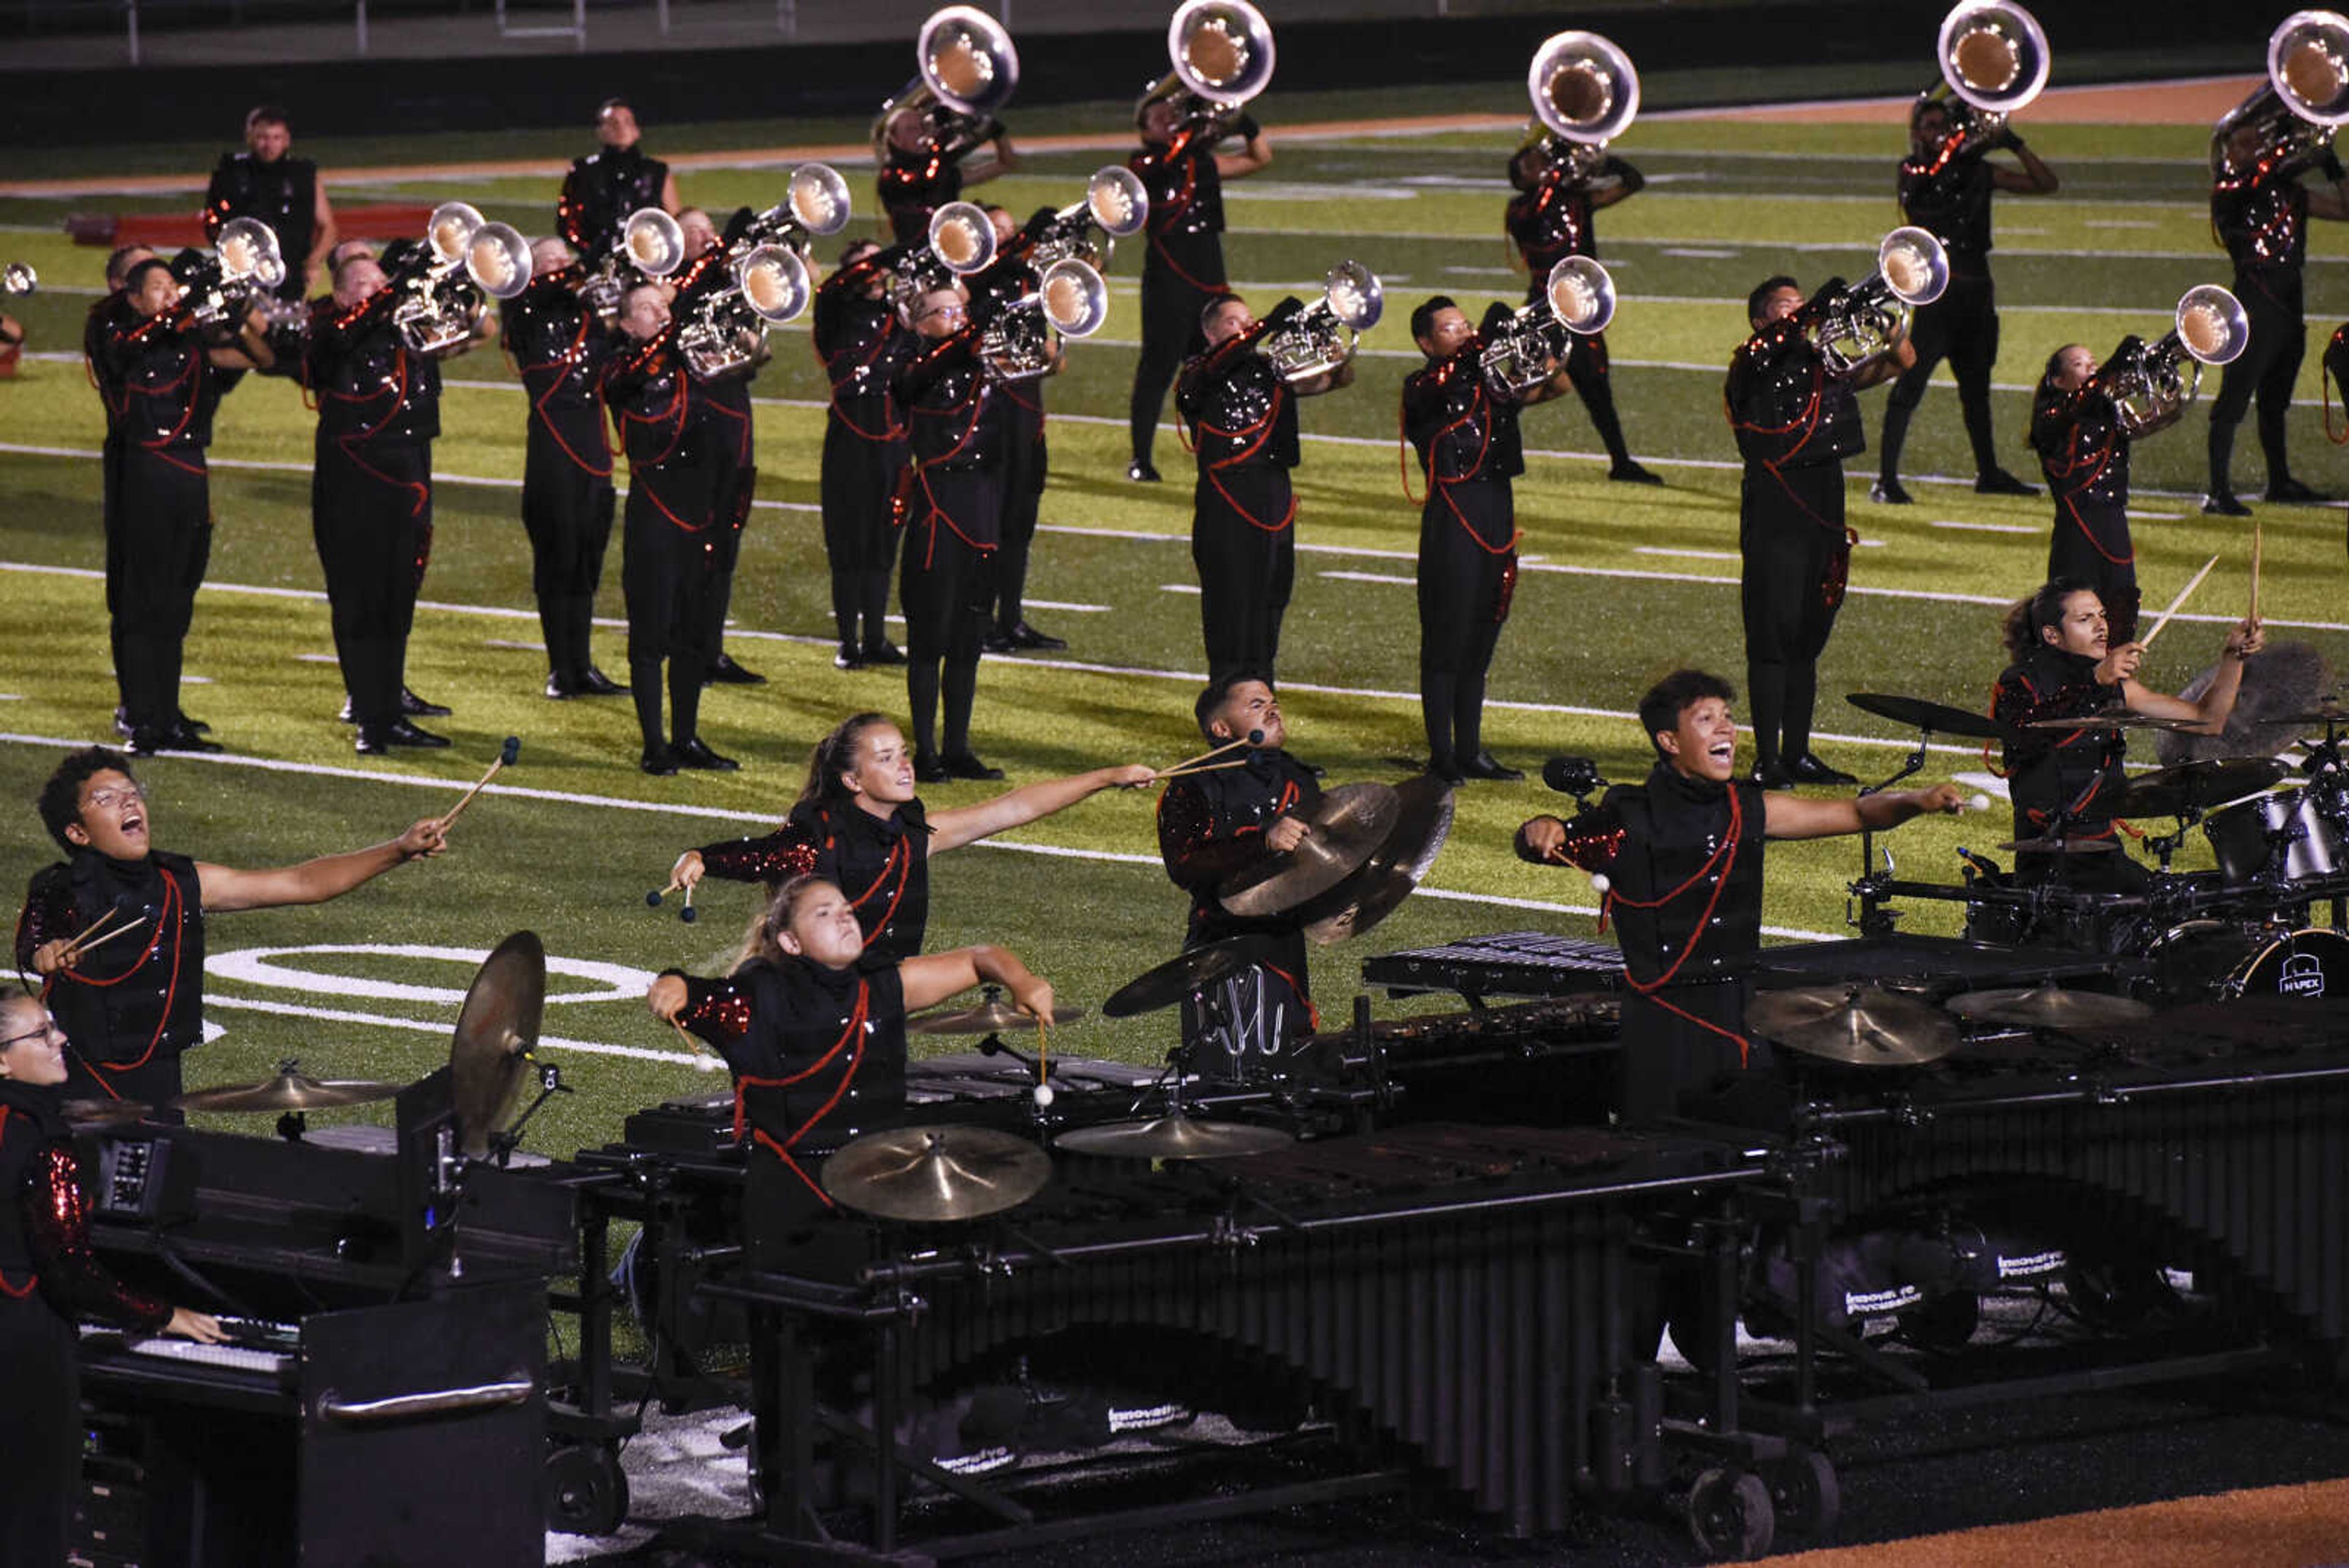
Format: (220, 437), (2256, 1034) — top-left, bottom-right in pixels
(2268, 475), (2326, 503)
(401, 688), (452, 718)
(544, 671), (576, 700)
(337, 695), (355, 724)
(1127, 460), (1162, 483)
(354, 724), (397, 756)
(1461, 751), (1526, 782)
(177, 711), (210, 734)
(705, 653), (766, 686)
(639, 743), (680, 776)
(913, 751), (952, 784)
(862, 641), (908, 667)
(1427, 754), (1467, 786)
(1006, 622), (1067, 651)
(385, 719), (450, 748)
(2203, 491), (2252, 517)
(113, 706), (133, 740)
(1608, 459), (1663, 486)
(673, 737), (740, 771)
(576, 665), (626, 696)
(1747, 761), (1795, 790)
(941, 751), (1005, 781)
(1975, 468), (2038, 497)
(1788, 752), (1858, 786)
(980, 628), (1014, 655)
(834, 643), (866, 671)
(1868, 477), (1913, 505)
(127, 724), (221, 757)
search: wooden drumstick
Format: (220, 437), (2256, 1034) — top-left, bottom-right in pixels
(2249, 520), (2263, 624)
(438, 735), (520, 831)
(1155, 727), (1264, 779)
(2137, 553), (2220, 650)
(1154, 758), (1252, 781)
(65, 906), (124, 948)
(72, 911), (150, 957)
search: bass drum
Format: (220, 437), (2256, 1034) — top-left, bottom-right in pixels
(2142, 921), (2349, 1005)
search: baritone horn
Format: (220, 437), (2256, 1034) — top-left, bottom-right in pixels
(984, 257), (1108, 381)
(2214, 10), (2349, 174)
(872, 6), (1020, 163)
(927, 201), (998, 275)
(1522, 29), (1639, 182)
(1026, 165), (1151, 270)
(1928, 1), (2049, 151)
(1482, 257), (1616, 394)
(580, 207), (688, 325)
(1806, 226), (1950, 377)
(1262, 259), (1382, 384)
(678, 244), (811, 380)
(2, 261), (34, 296)
(179, 217), (285, 331)
(733, 163), (853, 260)
(1135, 0), (1275, 136)
(395, 201), (530, 355)
(2110, 284), (2251, 438)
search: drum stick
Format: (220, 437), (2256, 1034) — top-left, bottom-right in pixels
(1156, 727), (1264, 778)
(1154, 758), (1252, 781)
(438, 736), (521, 831)
(2137, 554), (2219, 650)
(2249, 520), (2263, 624)
(72, 912), (150, 957)
(669, 1016), (722, 1072)
(66, 906), (123, 948)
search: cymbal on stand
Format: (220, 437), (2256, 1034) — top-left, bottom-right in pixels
(1745, 985), (1958, 1066)
(450, 931), (547, 1159)
(820, 1124), (1051, 1221)
(1945, 981), (2154, 1031)
(172, 1063), (404, 1113)
(1846, 691), (2016, 743)
(2107, 757), (2291, 819)
(1054, 1112), (1296, 1160)
(1103, 937), (1261, 1017)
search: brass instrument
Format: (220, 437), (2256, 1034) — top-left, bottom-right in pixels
(4, 261), (37, 296)
(1135, 0), (1275, 141)
(678, 244), (812, 380)
(1518, 29), (1639, 185)
(872, 6), (1020, 165)
(393, 201), (532, 357)
(579, 206), (688, 327)
(1480, 257), (1616, 394)
(1805, 226), (1950, 377)
(1261, 259), (1382, 384)
(1918, 1), (2050, 158)
(893, 199), (996, 318)
(2213, 9), (2349, 176)
(179, 217), (285, 332)
(1024, 166), (1151, 271)
(2109, 284), (2252, 438)
(736, 163), (852, 258)
(982, 256), (1108, 381)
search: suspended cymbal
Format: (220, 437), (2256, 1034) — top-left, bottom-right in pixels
(1745, 985), (1959, 1067)
(1995, 835), (2120, 855)
(2021, 708), (2204, 733)
(1297, 774), (1458, 946)
(1846, 691), (2016, 743)
(819, 1124), (1050, 1222)
(1218, 782), (1401, 918)
(2108, 757), (2291, 819)
(1946, 981), (2155, 1031)
(1054, 1112), (1296, 1160)
(1103, 937), (1261, 1017)
(450, 931), (547, 1158)
(2273, 700), (2349, 727)
(907, 997), (1086, 1035)
(172, 1062), (403, 1113)
(63, 1099), (150, 1128)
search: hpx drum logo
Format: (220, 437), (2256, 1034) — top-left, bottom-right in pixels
(2280, 950), (2328, 998)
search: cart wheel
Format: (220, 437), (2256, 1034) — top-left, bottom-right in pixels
(546, 1441), (630, 1536)
(1767, 1447), (1840, 1538)
(1687, 1466), (1776, 1560)
(1897, 1290), (1981, 1352)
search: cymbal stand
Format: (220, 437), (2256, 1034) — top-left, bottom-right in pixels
(2141, 811), (2199, 873)
(489, 1059), (570, 1167)
(1851, 728), (1929, 937)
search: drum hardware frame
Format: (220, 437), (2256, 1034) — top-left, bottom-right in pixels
(1849, 731), (1934, 938)
(488, 1058), (571, 1168)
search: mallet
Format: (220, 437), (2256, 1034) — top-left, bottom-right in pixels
(439, 736), (521, 832)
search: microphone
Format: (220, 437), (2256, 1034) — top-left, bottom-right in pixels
(1248, 727), (1265, 745)
(1542, 755), (1601, 798)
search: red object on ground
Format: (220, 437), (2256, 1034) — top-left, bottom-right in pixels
(0, 340), (20, 378)
(70, 204), (442, 249)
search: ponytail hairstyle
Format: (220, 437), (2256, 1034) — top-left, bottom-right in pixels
(2025, 343), (2080, 454)
(796, 713), (896, 809)
(734, 874), (839, 974)
(2002, 576), (2096, 661)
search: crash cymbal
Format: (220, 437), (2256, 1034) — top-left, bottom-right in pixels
(2273, 700), (2349, 727)
(1054, 1112), (1297, 1160)
(819, 1124), (1050, 1222)
(1744, 985), (1959, 1066)
(451, 931), (547, 1158)
(908, 997), (1087, 1035)
(62, 1099), (150, 1128)
(1297, 775), (1458, 946)
(2109, 757), (2291, 819)
(1846, 692), (2016, 743)
(2021, 708), (2204, 734)
(172, 1062), (403, 1114)
(1102, 937), (1261, 1017)
(1946, 980), (2155, 1031)
(1995, 834), (2121, 855)
(1218, 782), (1401, 918)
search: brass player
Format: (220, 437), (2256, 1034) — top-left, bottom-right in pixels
(875, 95), (1017, 248)
(2028, 341), (2143, 642)
(1724, 275), (1913, 789)
(504, 237), (625, 700)
(812, 239), (915, 669)
(202, 105), (336, 301)
(559, 99), (681, 259)
(670, 206), (765, 688)
(968, 203), (1064, 653)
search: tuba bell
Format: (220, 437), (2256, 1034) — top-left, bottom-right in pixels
(983, 256), (1108, 381)
(2109, 284), (2252, 438)
(1482, 257), (1616, 394)
(1025, 165), (1151, 270)
(1261, 259), (1382, 385)
(1805, 226), (1950, 377)
(395, 202), (531, 355)
(2, 261), (34, 296)
(1520, 29), (1639, 184)
(678, 244), (811, 380)
(873, 6), (1021, 165)
(929, 200), (999, 273)
(179, 217), (285, 332)
(580, 207), (688, 325)
(2214, 9), (2349, 176)
(732, 163), (854, 261)
(1135, 0), (1275, 141)
(1920, 1), (2050, 157)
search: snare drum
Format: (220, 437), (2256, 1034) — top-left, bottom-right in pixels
(2202, 788), (2343, 885)
(2141, 921), (2349, 1005)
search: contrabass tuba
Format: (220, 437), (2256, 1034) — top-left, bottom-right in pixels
(394, 201), (532, 355)
(1805, 227), (1951, 377)
(2213, 9), (2349, 176)
(1921, 1), (2050, 157)
(1520, 29), (1639, 183)
(1135, 0), (1275, 139)
(1482, 257), (1616, 393)
(1261, 259), (1382, 384)
(872, 6), (1020, 165)
(2109, 285), (2252, 437)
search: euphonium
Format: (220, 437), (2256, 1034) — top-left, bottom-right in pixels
(2213, 9), (2349, 176)
(872, 6), (1020, 164)
(1518, 29), (1639, 184)
(983, 257), (1108, 381)
(1, 261), (32, 295)
(2109, 284), (2252, 438)
(678, 245), (812, 380)
(1805, 226), (1950, 377)
(179, 217), (285, 331)
(1134, 0), (1275, 141)
(1261, 259), (1382, 384)
(894, 199), (996, 317)
(1481, 257), (1615, 394)
(1920, 1), (2050, 158)
(735, 164), (853, 259)
(1023, 166), (1151, 271)
(394, 201), (532, 355)
(579, 206), (688, 326)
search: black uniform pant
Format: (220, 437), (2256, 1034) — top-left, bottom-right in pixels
(1130, 236), (1223, 467)
(1417, 479), (1516, 767)
(520, 422), (616, 683)
(991, 388), (1047, 633)
(108, 445), (213, 734)
(901, 471), (1000, 760)
(1880, 273), (2002, 483)
(703, 398), (757, 664)
(820, 405), (907, 651)
(1177, 926), (1313, 1082)
(2209, 268), (2304, 494)
(1740, 463), (1848, 770)
(2047, 498), (2139, 645)
(313, 433), (431, 729)
(0, 1296), (78, 1567)
(1526, 273), (1638, 469)
(1193, 465), (1295, 683)
(621, 486), (721, 749)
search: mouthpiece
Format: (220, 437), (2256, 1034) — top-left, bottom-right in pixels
(500, 735), (521, 766)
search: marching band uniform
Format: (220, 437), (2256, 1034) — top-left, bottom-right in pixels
(204, 146), (319, 303)
(670, 237), (763, 688)
(1992, 641), (2136, 889)
(559, 141), (671, 259)
(504, 266), (622, 698)
(2032, 342), (2142, 644)
(1127, 120), (1246, 478)
(1177, 316), (1299, 682)
(877, 117), (1003, 247)
(14, 848), (207, 1110)
(2206, 144), (2331, 510)
(691, 801), (930, 967)
(812, 247), (915, 666)
(1504, 149), (1655, 482)
(894, 324), (1006, 777)
(967, 234), (1060, 651)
